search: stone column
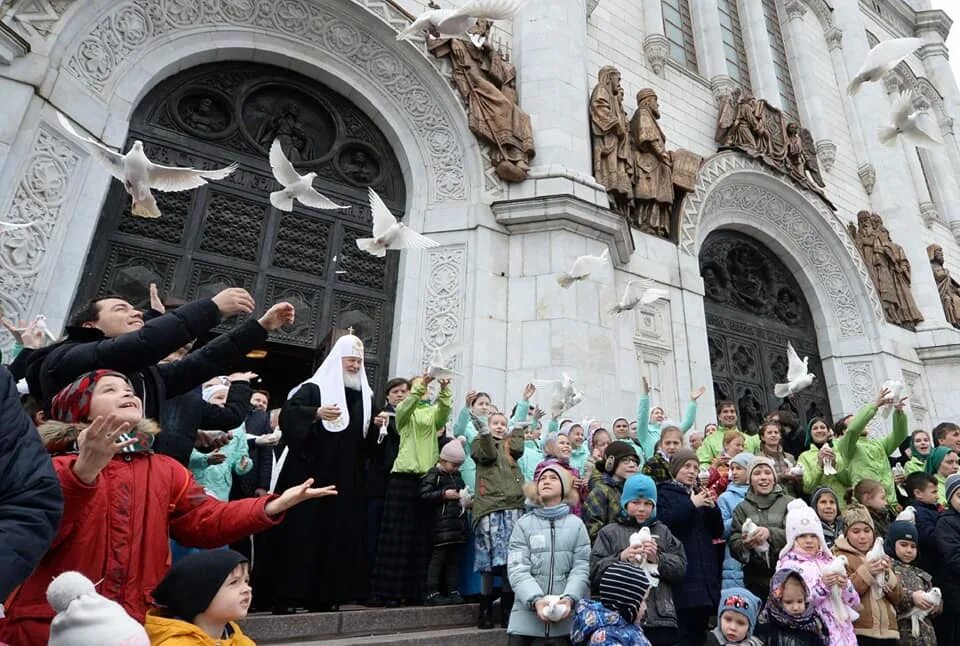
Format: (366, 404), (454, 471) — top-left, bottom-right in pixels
(916, 11), (960, 116)
(899, 137), (939, 228)
(736, 0), (781, 107)
(512, 0), (594, 181)
(780, 0), (834, 167)
(641, 0), (669, 76)
(920, 125), (960, 240)
(689, 0), (734, 101)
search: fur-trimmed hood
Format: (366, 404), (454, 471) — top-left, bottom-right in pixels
(37, 418), (161, 454)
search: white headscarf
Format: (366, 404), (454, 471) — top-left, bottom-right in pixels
(288, 334), (372, 433)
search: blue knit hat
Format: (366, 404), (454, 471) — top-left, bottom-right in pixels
(946, 474), (960, 508)
(884, 520), (918, 559)
(620, 474), (657, 520)
(717, 587), (761, 637)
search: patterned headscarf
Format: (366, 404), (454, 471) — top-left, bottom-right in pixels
(757, 569), (825, 637)
(51, 370), (128, 423)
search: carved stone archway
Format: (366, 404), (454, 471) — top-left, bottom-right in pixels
(679, 153), (884, 352)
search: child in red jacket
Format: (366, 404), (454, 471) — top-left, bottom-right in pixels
(0, 370), (334, 645)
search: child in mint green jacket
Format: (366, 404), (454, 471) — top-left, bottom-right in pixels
(636, 377), (704, 460)
(188, 384), (252, 501)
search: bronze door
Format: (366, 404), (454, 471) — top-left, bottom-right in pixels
(73, 62), (405, 398)
(699, 230), (832, 433)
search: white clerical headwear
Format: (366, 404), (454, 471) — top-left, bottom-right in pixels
(288, 334), (372, 433)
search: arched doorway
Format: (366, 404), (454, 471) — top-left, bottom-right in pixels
(699, 230), (832, 433)
(73, 62), (405, 399)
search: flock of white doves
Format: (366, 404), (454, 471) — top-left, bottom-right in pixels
(0, 1), (943, 399)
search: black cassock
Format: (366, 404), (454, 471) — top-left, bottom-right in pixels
(257, 383), (374, 610)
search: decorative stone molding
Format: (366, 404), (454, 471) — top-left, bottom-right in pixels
(902, 369), (929, 428)
(492, 194), (635, 265)
(919, 201), (939, 228)
(709, 75), (736, 106)
(914, 10), (952, 42)
(825, 27), (843, 52)
(917, 42), (950, 61)
(59, 0), (469, 202)
(0, 21), (30, 64)
(0, 124), (80, 331)
(677, 152), (883, 338)
(798, 0), (836, 35)
(643, 33), (670, 76)
(951, 220), (960, 245)
(845, 360), (882, 434)
(417, 244), (467, 372)
(858, 164), (876, 195)
(587, 0), (600, 17)
(3, 0), (70, 40)
(939, 117), (954, 136)
(882, 72), (902, 95)
(783, 0), (806, 21)
(815, 140), (836, 173)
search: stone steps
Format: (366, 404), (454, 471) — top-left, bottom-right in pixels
(241, 603), (506, 644)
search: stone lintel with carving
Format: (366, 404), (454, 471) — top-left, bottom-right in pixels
(0, 22), (30, 65)
(492, 194), (634, 264)
(914, 10), (952, 42)
(916, 341), (960, 363)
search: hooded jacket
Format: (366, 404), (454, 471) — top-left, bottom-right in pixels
(472, 426), (526, 525)
(636, 393), (698, 460)
(391, 382), (452, 475)
(583, 474), (627, 541)
(419, 465), (468, 545)
(0, 366), (63, 602)
(729, 486), (794, 598)
(571, 599), (652, 646)
(144, 610), (255, 645)
(0, 419), (280, 646)
(833, 534), (902, 640)
(835, 404), (908, 509)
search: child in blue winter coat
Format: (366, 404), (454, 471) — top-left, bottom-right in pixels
(572, 562), (653, 646)
(719, 453), (753, 589)
(189, 384), (252, 501)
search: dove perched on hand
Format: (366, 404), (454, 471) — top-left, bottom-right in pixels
(269, 139), (347, 212)
(427, 343), (462, 380)
(609, 279), (669, 314)
(397, 0), (522, 41)
(879, 380), (904, 419)
(896, 506), (916, 524)
(903, 587), (941, 638)
(356, 187), (439, 257)
(823, 555), (852, 622)
(878, 90), (943, 148)
(57, 112), (237, 219)
(848, 37), (924, 96)
(773, 342), (816, 399)
(557, 248), (610, 289)
(629, 527), (660, 587)
(866, 537), (887, 593)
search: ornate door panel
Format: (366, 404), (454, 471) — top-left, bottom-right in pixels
(74, 63), (405, 397)
(699, 231), (831, 433)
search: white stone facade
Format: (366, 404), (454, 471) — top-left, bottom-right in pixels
(1, 0), (960, 431)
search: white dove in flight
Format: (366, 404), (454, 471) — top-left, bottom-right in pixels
(269, 139), (347, 212)
(57, 112), (237, 219)
(356, 187), (439, 257)
(427, 343), (462, 380)
(878, 90), (943, 148)
(773, 342), (815, 399)
(848, 37), (924, 95)
(557, 248), (609, 289)
(397, 0), (522, 41)
(610, 278), (669, 314)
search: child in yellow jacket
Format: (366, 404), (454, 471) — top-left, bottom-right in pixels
(145, 550), (256, 645)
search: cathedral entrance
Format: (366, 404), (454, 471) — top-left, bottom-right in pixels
(699, 230), (832, 433)
(73, 62), (406, 399)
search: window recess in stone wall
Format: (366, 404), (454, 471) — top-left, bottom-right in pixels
(633, 300), (678, 419)
(662, 0), (698, 73)
(718, 0), (752, 91)
(762, 0), (799, 119)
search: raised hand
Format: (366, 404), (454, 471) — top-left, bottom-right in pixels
(212, 287), (255, 317)
(691, 386), (706, 400)
(228, 371), (258, 383)
(438, 378), (451, 390)
(258, 302), (296, 331)
(465, 390), (477, 407)
(641, 377), (650, 394)
(422, 373), (435, 386)
(265, 478), (338, 516)
(523, 383), (536, 401)
(149, 282), (165, 314)
(875, 387), (893, 407)
(72, 415), (136, 484)
(206, 452), (227, 466)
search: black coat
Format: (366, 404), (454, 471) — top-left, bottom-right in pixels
(232, 408), (274, 497)
(364, 403), (400, 498)
(656, 480), (724, 610)
(419, 466), (467, 546)
(756, 621), (828, 646)
(934, 508), (960, 612)
(26, 298), (265, 418)
(0, 366), (63, 600)
(157, 381), (251, 466)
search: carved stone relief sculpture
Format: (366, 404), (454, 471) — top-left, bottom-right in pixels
(588, 68), (702, 240)
(428, 19), (535, 182)
(847, 211), (924, 330)
(715, 88), (834, 210)
(928, 243), (960, 329)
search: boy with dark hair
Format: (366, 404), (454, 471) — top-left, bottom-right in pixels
(904, 471), (942, 574)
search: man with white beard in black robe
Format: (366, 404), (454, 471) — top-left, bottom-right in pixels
(258, 334), (384, 613)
